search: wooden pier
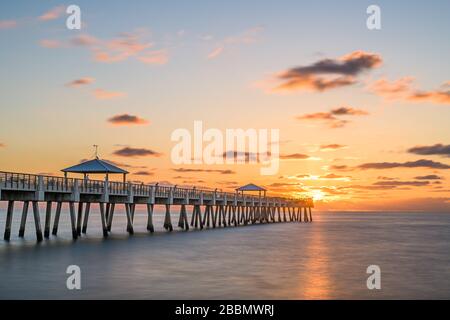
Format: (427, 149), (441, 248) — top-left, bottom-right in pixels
(0, 171), (314, 242)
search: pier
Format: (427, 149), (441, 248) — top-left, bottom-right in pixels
(0, 166), (314, 242)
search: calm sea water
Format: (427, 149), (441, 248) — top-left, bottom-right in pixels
(0, 206), (449, 299)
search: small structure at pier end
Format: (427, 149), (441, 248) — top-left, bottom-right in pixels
(1, 160), (314, 243)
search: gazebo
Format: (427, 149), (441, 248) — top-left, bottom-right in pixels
(236, 183), (267, 198)
(61, 158), (129, 183)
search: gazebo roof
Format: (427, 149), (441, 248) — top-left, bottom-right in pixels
(236, 183), (266, 192)
(61, 158), (128, 174)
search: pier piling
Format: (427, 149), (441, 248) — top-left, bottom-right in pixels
(163, 204), (173, 231)
(32, 201), (43, 242)
(82, 202), (90, 234)
(99, 203), (108, 238)
(18, 201), (29, 238)
(68, 202), (78, 240)
(4, 200), (14, 241)
(52, 202), (62, 236)
(76, 202), (83, 236)
(125, 204), (134, 234)
(44, 201), (52, 238)
(107, 203), (115, 232)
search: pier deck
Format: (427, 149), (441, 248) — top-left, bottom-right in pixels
(0, 171), (314, 242)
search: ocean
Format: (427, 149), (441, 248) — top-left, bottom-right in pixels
(0, 207), (449, 299)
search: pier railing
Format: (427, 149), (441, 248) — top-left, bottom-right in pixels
(0, 171), (313, 205)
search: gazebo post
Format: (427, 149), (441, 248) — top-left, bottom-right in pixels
(123, 173), (127, 184)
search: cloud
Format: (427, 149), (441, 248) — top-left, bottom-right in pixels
(222, 150), (271, 163)
(172, 168), (236, 175)
(279, 153), (310, 160)
(407, 144), (450, 157)
(297, 106), (368, 128)
(39, 6), (65, 21)
(113, 147), (162, 158)
(0, 20), (17, 30)
(133, 171), (154, 176)
(414, 175), (442, 180)
(207, 26), (263, 59)
(39, 39), (64, 48)
(93, 89), (126, 100)
(208, 46), (224, 59)
(409, 87), (450, 104)
(330, 165), (351, 171)
(101, 159), (147, 169)
(272, 51), (382, 92)
(286, 173), (351, 181)
(107, 114), (149, 126)
(369, 77), (414, 99)
(0, 143), (5, 148)
(377, 176), (396, 181)
(138, 49), (169, 65)
(320, 173), (351, 180)
(319, 144), (347, 151)
(71, 34), (99, 46)
(71, 31), (169, 65)
(279, 153), (320, 161)
(358, 159), (450, 170)
(373, 180), (430, 187)
(369, 77), (450, 105)
(66, 77), (95, 87)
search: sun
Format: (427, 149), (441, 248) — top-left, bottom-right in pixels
(311, 190), (325, 201)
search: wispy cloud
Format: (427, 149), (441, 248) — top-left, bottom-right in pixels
(113, 147), (162, 158)
(107, 114), (149, 126)
(369, 77), (450, 105)
(222, 150), (271, 163)
(415, 175), (442, 180)
(319, 144), (348, 151)
(172, 168), (236, 175)
(296, 106), (369, 128)
(357, 159), (450, 170)
(71, 31), (169, 65)
(279, 153), (320, 161)
(0, 20), (17, 30)
(39, 39), (64, 48)
(407, 144), (450, 157)
(93, 89), (126, 100)
(270, 51), (382, 92)
(66, 77), (95, 87)
(285, 173), (351, 181)
(373, 180), (430, 187)
(133, 170), (154, 176)
(207, 26), (263, 59)
(71, 34), (98, 46)
(138, 49), (169, 65)
(38, 6), (65, 21)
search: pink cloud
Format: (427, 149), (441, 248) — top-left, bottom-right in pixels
(71, 31), (168, 65)
(39, 39), (63, 48)
(71, 34), (99, 46)
(39, 6), (65, 21)
(369, 77), (450, 105)
(93, 89), (126, 100)
(207, 26), (263, 59)
(138, 49), (169, 65)
(0, 20), (17, 30)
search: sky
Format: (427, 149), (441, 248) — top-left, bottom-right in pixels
(0, 0), (449, 212)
